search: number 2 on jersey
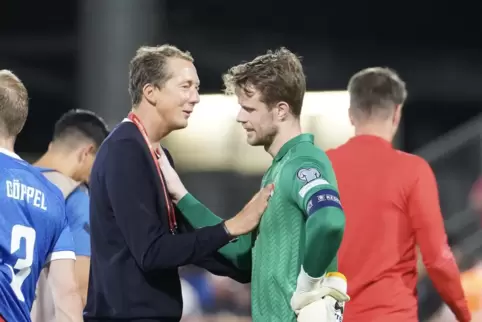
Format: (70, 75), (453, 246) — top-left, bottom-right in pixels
(7, 224), (36, 302)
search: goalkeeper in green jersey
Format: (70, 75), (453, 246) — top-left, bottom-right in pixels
(159, 48), (349, 322)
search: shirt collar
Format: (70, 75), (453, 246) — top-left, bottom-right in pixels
(0, 147), (22, 160)
(274, 133), (314, 162)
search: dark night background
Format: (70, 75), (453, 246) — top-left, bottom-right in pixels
(2, 2), (482, 320)
(2, 0), (482, 154)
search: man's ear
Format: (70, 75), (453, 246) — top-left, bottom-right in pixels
(275, 101), (290, 120)
(393, 104), (403, 127)
(142, 83), (158, 105)
(348, 107), (355, 126)
(78, 144), (95, 163)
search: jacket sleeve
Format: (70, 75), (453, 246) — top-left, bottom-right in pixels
(177, 212), (251, 284)
(164, 147), (253, 271)
(105, 140), (231, 272)
(176, 194), (253, 271)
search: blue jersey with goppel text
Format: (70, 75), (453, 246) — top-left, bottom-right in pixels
(0, 150), (75, 322)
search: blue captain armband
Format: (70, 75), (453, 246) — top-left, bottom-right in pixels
(305, 189), (342, 217)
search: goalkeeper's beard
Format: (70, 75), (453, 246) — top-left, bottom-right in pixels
(246, 128), (277, 150)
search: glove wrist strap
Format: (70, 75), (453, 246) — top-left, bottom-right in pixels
(296, 266), (324, 293)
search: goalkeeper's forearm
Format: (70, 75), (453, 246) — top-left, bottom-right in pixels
(303, 207), (345, 277)
(176, 193), (253, 269)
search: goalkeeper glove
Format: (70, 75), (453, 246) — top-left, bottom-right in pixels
(291, 268), (350, 317)
(297, 296), (345, 322)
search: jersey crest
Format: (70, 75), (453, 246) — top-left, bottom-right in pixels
(297, 167), (320, 183)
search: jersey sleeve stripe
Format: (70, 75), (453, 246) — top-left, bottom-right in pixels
(46, 250), (76, 263)
(306, 189), (342, 216)
(298, 178), (330, 198)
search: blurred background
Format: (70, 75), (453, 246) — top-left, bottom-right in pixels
(2, 0), (482, 320)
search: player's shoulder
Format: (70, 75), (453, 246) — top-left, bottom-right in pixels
(286, 143), (329, 169)
(0, 151), (28, 170)
(31, 169), (66, 208)
(288, 138), (327, 159)
(280, 144), (332, 182)
(38, 168), (84, 200)
(93, 122), (145, 174)
(325, 141), (352, 160)
(66, 185), (89, 206)
(327, 140), (431, 171)
(0, 154), (64, 203)
(325, 146), (338, 158)
(106, 121), (139, 143)
(100, 122), (145, 155)
(393, 149), (433, 174)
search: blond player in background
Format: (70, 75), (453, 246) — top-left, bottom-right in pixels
(0, 70), (83, 322)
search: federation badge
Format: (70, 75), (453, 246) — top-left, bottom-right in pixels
(297, 168), (320, 183)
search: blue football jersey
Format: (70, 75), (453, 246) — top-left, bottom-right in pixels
(0, 150), (75, 322)
(35, 168), (91, 257)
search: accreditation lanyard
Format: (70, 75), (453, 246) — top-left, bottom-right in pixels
(127, 112), (177, 234)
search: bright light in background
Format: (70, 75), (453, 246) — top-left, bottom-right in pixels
(301, 91), (350, 116)
(163, 91), (354, 173)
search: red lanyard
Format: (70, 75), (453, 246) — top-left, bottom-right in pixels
(127, 112), (177, 234)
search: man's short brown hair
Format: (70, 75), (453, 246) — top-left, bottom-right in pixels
(129, 44), (194, 105)
(223, 47), (306, 117)
(348, 67), (407, 119)
(0, 70), (28, 137)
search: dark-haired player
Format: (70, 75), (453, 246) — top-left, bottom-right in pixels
(31, 109), (109, 322)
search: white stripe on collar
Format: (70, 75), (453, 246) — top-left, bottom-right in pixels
(0, 147), (22, 160)
(122, 118), (132, 123)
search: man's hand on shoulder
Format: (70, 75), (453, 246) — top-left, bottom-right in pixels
(224, 184), (274, 237)
(157, 148), (188, 203)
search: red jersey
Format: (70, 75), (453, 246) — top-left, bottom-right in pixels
(327, 135), (470, 322)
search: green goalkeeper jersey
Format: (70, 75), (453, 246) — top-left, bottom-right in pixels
(177, 133), (344, 322)
(251, 133), (340, 321)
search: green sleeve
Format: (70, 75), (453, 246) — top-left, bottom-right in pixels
(176, 193), (253, 270)
(282, 157), (345, 278)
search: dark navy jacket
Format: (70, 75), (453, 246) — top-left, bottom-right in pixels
(84, 122), (249, 322)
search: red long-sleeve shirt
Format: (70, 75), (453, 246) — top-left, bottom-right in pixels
(327, 135), (470, 322)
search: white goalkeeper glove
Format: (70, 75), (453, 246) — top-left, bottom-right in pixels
(297, 296), (345, 322)
(291, 268), (350, 321)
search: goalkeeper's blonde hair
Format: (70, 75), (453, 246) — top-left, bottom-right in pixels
(222, 47), (306, 117)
